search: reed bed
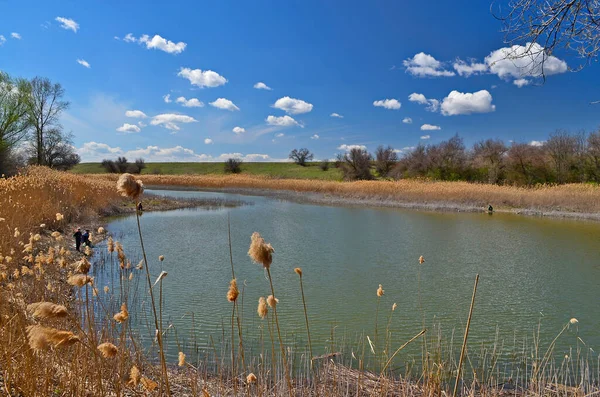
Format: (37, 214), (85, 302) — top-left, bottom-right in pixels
(86, 173), (600, 215)
(0, 168), (598, 396)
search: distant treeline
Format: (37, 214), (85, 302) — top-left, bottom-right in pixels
(101, 157), (146, 174)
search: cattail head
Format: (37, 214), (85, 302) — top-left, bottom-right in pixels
(26, 325), (79, 349)
(570, 318), (579, 324)
(113, 303), (129, 323)
(27, 302), (68, 319)
(97, 342), (118, 358)
(141, 377), (158, 392)
(67, 274), (93, 287)
(178, 351), (186, 367)
(116, 173), (144, 200)
(159, 255), (164, 262)
(56, 213), (64, 221)
(227, 279), (239, 302)
(76, 258), (91, 274)
(248, 232), (274, 269)
(246, 373), (257, 384)
(97, 227), (105, 234)
(377, 284), (384, 297)
(136, 260), (144, 270)
(419, 255), (425, 264)
(267, 294), (279, 308)
(392, 302), (397, 311)
(128, 366), (141, 387)
(257, 297), (268, 319)
(294, 267), (302, 276)
(107, 237), (114, 253)
(84, 246), (93, 256)
(51, 231), (61, 238)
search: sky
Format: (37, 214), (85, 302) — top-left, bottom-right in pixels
(1, 0), (599, 162)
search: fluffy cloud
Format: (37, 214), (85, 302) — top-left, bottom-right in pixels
(453, 59), (488, 77)
(204, 138), (213, 144)
(484, 43), (567, 80)
(330, 113), (343, 118)
(176, 96), (204, 107)
(210, 98), (239, 111)
(420, 135), (431, 140)
(408, 93), (439, 112)
(373, 99), (401, 110)
(137, 34), (186, 54)
(266, 115), (302, 127)
(0, 36), (5, 45)
(273, 96), (313, 114)
(408, 93), (428, 104)
(150, 113), (198, 131)
(55, 17), (79, 32)
(76, 59), (90, 68)
(513, 78), (530, 88)
(232, 126), (246, 135)
(123, 33), (136, 43)
(125, 110), (147, 118)
(311, 134), (320, 139)
(338, 144), (367, 151)
(402, 117), (413, 124)
(11, 33), (21, 39)
(163, 94), (172, 103)
(440, 90), (495, 116)
(116, 123), (141, 133)
(403, 52), (455, 77)
(420, 124), (441, 131)
(254, 82), (272, 90)
(529, 140), (545, 147)
(178, 68), (227, 88)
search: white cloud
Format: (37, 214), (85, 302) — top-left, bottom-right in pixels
(116, 123), (141, 133)
(484, 43), (567, 80)
(408, 93), (428, 104)
(330, 113), (344, 118)
(440, 90), (495, 116)
(529, 140), (545, 147)
(420, 124), (441, 131)
(420, 135), (431, 140)
(266, 115), (302, 127)
(275, 133), (284, 138)
(125, 110), (147, 118)
(403, 52), (455, 77)
(232, 126), (246, 135)
(373, 99), (401, 110)
(338, 144), (367, 151)
(163, 94), (172, 103)
(209, 98), (239, 111)
(178, 68), (227, 88)
(273, 96), (313, 115)
(138, 121), (146, 127)
(76, 59), (91, 68)
(408, 93), (439, 112)
(453, 59), (488, 76)
(55, 17), (79, 32)
(150, 113), (197, 131)
(254, 82), (272, 90)
(0, 36), (6, 45)
(138, 34), (186, 54)
(402, 117), (413, 124)
(123, 33), (136, 43)
(311, 134), (320, 139)
(176, 96), (204, 107)
(10, 33), (21, 40)
(204, 138), (213, 144)
(513, 78), (530, 88)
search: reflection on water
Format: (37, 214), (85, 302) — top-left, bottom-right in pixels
(95, 189), (600, 365)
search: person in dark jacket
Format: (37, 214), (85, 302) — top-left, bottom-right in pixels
(73, 227), (82, 251)
(82, 230), (91, 246)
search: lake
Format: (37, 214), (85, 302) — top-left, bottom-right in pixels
(95, 188), (600, 370)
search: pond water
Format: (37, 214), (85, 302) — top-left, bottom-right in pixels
(97, 189), (600, 368)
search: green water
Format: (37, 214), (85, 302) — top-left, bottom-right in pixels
(98, 189), (600, 368)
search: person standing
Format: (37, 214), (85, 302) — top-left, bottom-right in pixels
(73, 227), (82, 251)
(82, 230), (90, 247)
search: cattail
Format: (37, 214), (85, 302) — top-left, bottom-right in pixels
(136, 260), (143, 270)
(56, 213), (64, 221)
(267, 294), (279, 308)
(128, 366), (141, 387)
(26, 325), (79, 349)
(51, 231), (61, 238)
(248, 232), (274, 269)
(140, 377), (158, 392)
(67, 274), (93, 287)
(114, 303), (129, 323)
(97, 342), (118, 358)
(159, 255), (164, 262)
(128, 272), (133, 280)
(246, 373), (257, 384)
(419, 255), (425, 264)
(392, 302), (397, 311)
(84, 246), (93, 256)
(570, 318), (579, 324)
(178, 351), (186, 367)
(227, 278), (239, 302)
(117, 173), (144, 200)
(107, 237), (114, 253)
(14, 228), (20, 238)
(76, 258), (91, 274)
(294, 267), (302, 276)
(27, 302), (68, 319)
(257, 297), (268, 319)
(104, 286), (109, 294)
(97, 227), (105, 234)
(377, 284), (384, 297)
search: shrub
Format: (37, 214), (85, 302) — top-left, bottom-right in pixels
(224, 158), (243, 174)
(320, 160), (330, 171)
(339, 148), (373, 180)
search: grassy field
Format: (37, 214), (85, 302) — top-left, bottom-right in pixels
(72, 162), (344, 180)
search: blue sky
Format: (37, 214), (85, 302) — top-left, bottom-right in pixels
(1, 0), (598, 162)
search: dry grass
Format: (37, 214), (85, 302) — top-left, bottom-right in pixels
(86, 173), (600, 214)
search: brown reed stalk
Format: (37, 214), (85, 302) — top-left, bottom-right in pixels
(295, 268), (314, 365)
(453, 274), (479, 397)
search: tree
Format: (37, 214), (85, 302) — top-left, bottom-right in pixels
(224, 158), (243, 174)
(392, 144), (428, 179)
(472, 139), (508, 184)
(289, 148), (314, 166)
(587, 129), (600, 181)
(319, 159), (330, 171)
(0, 72), (31, 174)
(133, 158), (146, 174)
(505, 142), (549, 185)
(26, 77), (69, 165)
(339, 148), (373, 180)
(26, 129), (80, 170)
(545, 130), (578, 183)
(374, 145), (398, 177)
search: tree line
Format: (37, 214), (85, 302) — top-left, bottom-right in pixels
(0, 72), (79, 176)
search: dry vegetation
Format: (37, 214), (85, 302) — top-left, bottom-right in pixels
(87, 173), (600, 215)
(0, 168), (598, 396)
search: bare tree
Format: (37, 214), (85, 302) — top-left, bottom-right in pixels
(587, 129), (600, 180)
(505, 143), (547, 185)
(289, 148), (314, 166)
(374, 145), (399, 177)
(339, 148), (373, 180)
(26, 77), (70, 165)
(26, 129), (80, 170)
(545, 130), (578, 183)
(472, 139), (508, 183)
